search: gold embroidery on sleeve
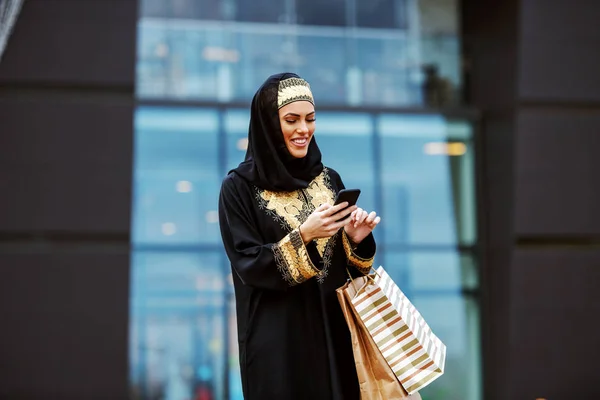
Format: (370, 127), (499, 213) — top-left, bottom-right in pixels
(272, 229), (320, 286)
(342, 230), (374, 275)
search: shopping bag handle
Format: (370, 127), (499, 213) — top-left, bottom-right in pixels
(346, 266), (381, 281)
(345, 267), (382, 298)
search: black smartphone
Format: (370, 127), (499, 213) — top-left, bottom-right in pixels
(333, 189), (361, 221)
(334, 189), (361, 207)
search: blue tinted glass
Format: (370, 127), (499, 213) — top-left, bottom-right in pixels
(130, 251), (228, 400)
(224, 108), (250, 173)
(136, 21), (460, 108)
(296, 35), (347, 104)
(352, 36), (418, 106)
(378, 114), (475, 246)
(137, 21), (236, 100)
(382, 251), (478, 296)
(382, 251), (481, 400)
(411, 294), (481, 400)
(316, 112), (375, 210)
(132, 106), (221, 245)
(231, 32), (300, 101)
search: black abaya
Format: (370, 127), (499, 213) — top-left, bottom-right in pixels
(219, 167), (376, 400)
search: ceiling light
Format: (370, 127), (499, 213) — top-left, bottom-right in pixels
(161, 222), (176, 236)
(176, 180), (193, 193)
(423, 142), (467, 156)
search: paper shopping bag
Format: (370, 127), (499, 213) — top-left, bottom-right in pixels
(351, 266), (446, 394)
(337, 276), (421, 400)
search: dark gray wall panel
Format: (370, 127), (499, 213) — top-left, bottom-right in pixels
(0, 98), (133, 233)
(464, 0), (600, 398)
(0, 0), (136, 398)
(509, 249), (600, 399)
(0, 251), (130, 399)
(0, 0), (137, 86)
(515, 109), (600, 235)
(519, 0), (600, 102)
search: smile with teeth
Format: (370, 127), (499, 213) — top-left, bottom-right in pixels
(291, 137), (309, 147)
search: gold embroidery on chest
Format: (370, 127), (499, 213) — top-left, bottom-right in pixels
(305, 172), (335, 256)
(256, 169), (338, 283)
(259, 190), (305, 230)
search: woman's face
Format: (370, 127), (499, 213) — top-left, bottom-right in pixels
(278, 101), (316, 159)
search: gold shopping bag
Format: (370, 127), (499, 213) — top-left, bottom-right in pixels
(338, 266), (446, 396)
(337, 275), (421, 400)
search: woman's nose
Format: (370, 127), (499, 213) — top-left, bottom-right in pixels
(297, 122), (309, 133)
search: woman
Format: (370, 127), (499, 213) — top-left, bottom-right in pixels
(219, 73), (381, 400)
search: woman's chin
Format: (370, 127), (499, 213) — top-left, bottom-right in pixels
(286, 144), (309, 159)
(290, 149), (308, 158)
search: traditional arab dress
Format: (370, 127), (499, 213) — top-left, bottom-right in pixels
(218, 73), (376, 400)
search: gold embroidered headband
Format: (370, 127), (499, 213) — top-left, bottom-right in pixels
(277, 77), (315, 109)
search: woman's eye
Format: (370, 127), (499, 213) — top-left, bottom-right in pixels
(307, 119), (316, 122)
(285, 120), (296, 124)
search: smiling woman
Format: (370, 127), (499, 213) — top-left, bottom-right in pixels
(279, 101), (316, 158)
(218, 73), (385, 400)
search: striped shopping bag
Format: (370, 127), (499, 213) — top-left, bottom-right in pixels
(350, 266), (446, 394)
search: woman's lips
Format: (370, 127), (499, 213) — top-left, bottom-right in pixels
(291, 138), (308, 147)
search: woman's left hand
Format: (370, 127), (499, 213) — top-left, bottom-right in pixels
(343, 208), (381, 245)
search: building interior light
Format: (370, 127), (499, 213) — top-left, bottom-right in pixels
(237, 138), (249, 151)
(423, 142), (467, 156)
(155, 43), (169, 58)
(202, 46), (240, 63)
(176, 180), (193, 193)
(161, 222), (177, 236)
(205, 210), (219, 224)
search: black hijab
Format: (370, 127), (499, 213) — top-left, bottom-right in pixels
(231, 72), (324, 192)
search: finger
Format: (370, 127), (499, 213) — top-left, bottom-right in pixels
(367, 216), (381, 228)
(323, 202), (348, 216)
(333, 204), (357, 219)
(359, 210), (369, 224)
(323, 208), (354, 227)
(353, 209), (365, 227)
(316, 203), (331, 212)
(365, 211), (377, 224)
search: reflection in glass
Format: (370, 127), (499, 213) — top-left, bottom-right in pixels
(296, 0), (346, 26)
(356, 0), (403, 29)
(132, 107), (221, 245)
(379, 114), (476, 246)
(383, 251), (481, 400)
(130, 251), (227, 400)
(136, 23), (460, 106)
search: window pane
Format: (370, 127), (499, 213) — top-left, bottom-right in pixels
(316, 112), (376, 215)
(413, 294), (481, 400)
(383, 251), (478, 294)
(353, 36), (417, 106)
(296, 0), (346, 26)
(296, 35), (347, 104)
(231, 32), (300, 101)
(138, 1), (463, 107)
(235, 0), (285, 23)
(132, 107), (221, 245)
(383, 251), (481, 400)
(129, 251), (227, 400)
(356, 0), (402, 29)
(379, 114), (476, 246)
(225, 108), (250, 172)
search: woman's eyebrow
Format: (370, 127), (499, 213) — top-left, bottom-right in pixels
(283, 111), (315, 117)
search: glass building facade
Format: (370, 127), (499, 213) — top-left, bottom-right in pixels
(130, 1), (480, 399)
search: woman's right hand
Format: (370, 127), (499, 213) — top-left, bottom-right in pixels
(299, 202), (357, 243)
